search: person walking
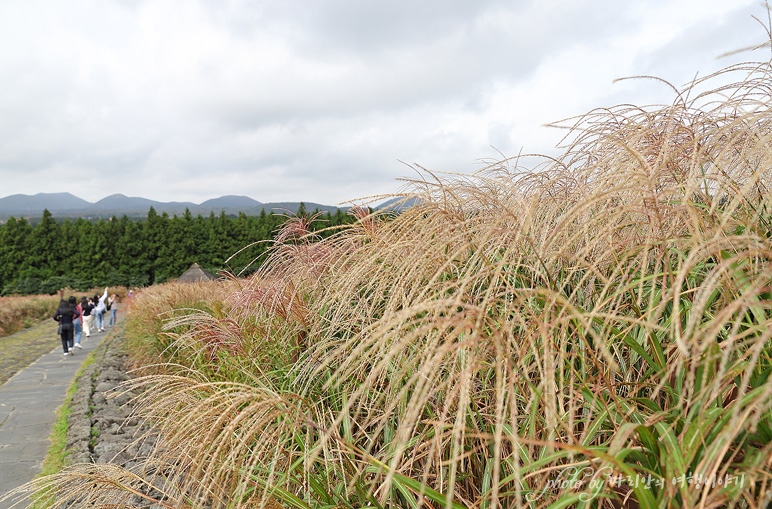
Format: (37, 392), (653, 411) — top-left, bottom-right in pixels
(94, 288), (108, 333)
(81, 296), (94, 337)
(53, 298), (78, 356)
(71, 296), (83, 349)
(107, 293), (118, 326)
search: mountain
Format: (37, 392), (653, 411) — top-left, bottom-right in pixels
(199, 195), (263, 209)
(0, 192), (91, 213)
(257, 202), (342, 215)
(375, 196), (422, 211)
(91, 194), (175, 211)
(0, 192), (346, 219)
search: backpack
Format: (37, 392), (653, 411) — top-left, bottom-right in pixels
(106, 298), (112, 310)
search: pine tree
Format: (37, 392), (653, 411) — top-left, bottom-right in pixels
(24, 209), (60, 280)
(0, 217), (32, 292)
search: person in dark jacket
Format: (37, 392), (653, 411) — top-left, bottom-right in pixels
(54, 298), (80, 356)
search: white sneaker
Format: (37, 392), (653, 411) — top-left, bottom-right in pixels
(75, 343), (83, 349)
(69, 348), (74, 355)
(63, 353), (69, 357)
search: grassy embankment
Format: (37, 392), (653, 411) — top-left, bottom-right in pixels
(20, 52), (772, 507)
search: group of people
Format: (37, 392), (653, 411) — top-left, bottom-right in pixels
(53, 288), (119, 357)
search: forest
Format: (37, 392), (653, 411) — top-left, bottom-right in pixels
(0, 204), (355, 295)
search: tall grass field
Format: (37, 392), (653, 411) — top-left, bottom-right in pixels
(0, 295), (61, 337)
(10, 30), (772, 509)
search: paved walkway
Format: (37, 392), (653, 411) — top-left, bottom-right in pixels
(0, 323), (114, 506)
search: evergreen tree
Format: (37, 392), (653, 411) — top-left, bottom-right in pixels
(89, 219), (113, 283)
(143, 207), (166, 284)
(0, 217), (32, 292)
(24, 209), (60, 280)
(71, 218), (94, 284)
(120, 220), (149, 287)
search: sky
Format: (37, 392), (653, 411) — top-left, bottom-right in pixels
(0, 0), (768, 206)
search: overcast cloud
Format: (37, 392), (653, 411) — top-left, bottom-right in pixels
(0, 0), (767, 206)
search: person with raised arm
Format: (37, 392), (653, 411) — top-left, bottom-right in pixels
(93, 287), (109, 333)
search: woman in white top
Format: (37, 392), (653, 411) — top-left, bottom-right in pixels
(94, 288), (108, 333)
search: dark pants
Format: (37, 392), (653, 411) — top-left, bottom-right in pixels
(61, 327), (74, 353)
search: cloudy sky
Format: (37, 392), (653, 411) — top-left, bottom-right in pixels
(0, 1), (768, 206)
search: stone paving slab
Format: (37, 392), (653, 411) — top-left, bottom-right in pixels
(0, 325), (113, 507)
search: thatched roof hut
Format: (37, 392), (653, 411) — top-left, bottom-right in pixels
(177, 263), (216, 282)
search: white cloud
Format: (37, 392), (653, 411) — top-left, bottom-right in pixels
(0, 0), (766, 205)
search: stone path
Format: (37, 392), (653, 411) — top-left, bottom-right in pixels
(0, 318), (171, 508)
(0, 324), (112, 507)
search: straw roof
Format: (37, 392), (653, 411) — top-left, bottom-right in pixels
(177, 263), (216, 282)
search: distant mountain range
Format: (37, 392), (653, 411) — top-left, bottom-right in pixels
(0, 192), (352, 219)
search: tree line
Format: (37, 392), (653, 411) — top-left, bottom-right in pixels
(0, 204), (355, 295)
